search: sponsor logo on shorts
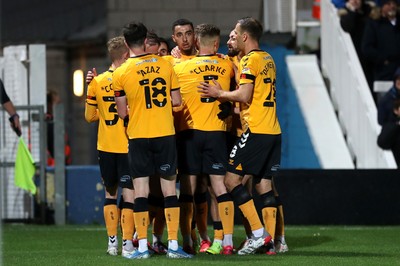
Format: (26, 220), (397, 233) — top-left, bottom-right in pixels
(212, 163), (224, 170)
(271, 164), (280, 171)
(160, 164), (171, 172)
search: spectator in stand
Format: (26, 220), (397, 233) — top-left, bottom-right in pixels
(362, 0), (400, 84)
(377, 68), (400, 167)
(332, 0), (347, 8)
(339, 0), (375, 92)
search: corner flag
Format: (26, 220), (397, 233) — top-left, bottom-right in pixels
(14, 137), (37, 194)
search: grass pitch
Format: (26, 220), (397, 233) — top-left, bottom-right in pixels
(2, 224), (400, 266)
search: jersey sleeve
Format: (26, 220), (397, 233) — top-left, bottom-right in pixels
(85, 78), (99, 122)
(113, 69), (126, 97)
(170, 67), (180, 91)
(239, 55), (256, 85)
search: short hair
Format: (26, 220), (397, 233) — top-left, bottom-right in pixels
(123, 22), (148, 47)
(195, 23), (220, 46)
(146, 30), (160, 46)
(171, 18), (194, 33)
(107, 36), (128, 61)
(158, 37), (170, 50)
(237, 17), (263, 42)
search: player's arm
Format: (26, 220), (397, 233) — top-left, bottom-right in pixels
(115, 94), (128, 120)
(84, 101), (99, 122)
(171, 88), (182, 107)
(198, 79), (253, 103)
(84, 81), (99, 122)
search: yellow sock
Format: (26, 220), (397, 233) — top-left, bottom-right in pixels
(134, 211), (149, 240)
(165, 207), (180, 241)
(213, 221), (224, 241)
(121, 207), (134, 240)
(262, 207), (277, 239)
(218, 200), (234, 235)
(238, 200), (263, 231)
(104, 203), (118, 236)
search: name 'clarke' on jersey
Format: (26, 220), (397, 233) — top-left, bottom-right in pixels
(173, 55), (234, 132)
(113, 54), (180, 139)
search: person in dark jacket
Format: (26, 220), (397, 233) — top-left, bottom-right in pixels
(339, 0), (374, 92)
(377, 99), (400, 166)
(377, 68), (400, 167)
(377, 67), (400, 125)
(362, 0), (400, 82)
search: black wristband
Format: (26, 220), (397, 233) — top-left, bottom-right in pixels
(9, 113), (19, 120)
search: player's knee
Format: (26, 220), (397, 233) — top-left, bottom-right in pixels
(259, 191), (277, 208)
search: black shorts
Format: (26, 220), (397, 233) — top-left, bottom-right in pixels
(128, 135), (177, 178)
(177, 129), (227, 175)
(227, 128), (281, 179)
(98, 150), (130, 188)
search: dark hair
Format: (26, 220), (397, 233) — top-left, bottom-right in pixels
(123, 22), (148, 47)
(171, 18), (194, 33)
(158, 37), (170, 50)
(237, 17), (263, 42)
(146, 30), (160, 46)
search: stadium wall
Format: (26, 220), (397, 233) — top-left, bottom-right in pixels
(63, 166), (400, 225)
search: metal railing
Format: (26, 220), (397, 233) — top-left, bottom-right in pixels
(0, 105), (47, 221)
(320, 0), (396, 168)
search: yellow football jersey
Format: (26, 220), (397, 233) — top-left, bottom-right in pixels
(86, 69), (128, 153)
(173, 55), (234, 132)
(239, 50), (281, 135)
(164, 54), (196, 66)
(113, 54), (180, 139)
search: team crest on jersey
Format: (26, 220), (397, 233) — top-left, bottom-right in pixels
(160, 164), (171, 172)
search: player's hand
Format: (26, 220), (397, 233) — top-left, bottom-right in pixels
(9, 114), (21, 136)
(197, 79), (222, 98)
(170, 46), (182, 58)
(217, 101), (232, 120)
(86, 68), (97, 85)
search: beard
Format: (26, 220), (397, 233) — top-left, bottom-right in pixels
(227, 48), (239, 57)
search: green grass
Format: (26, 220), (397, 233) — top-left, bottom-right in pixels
(2, 224), (400, 266)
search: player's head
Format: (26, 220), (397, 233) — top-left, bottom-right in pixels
(107, 36), (129, 62)
(171, 18), (195, 55)
(123, 22), (148, 48)
(194, 23), (220, 52)
(235, 17), (263, 49)
(227, 30), (239, 57)
(145, 30), (161, 54)
(158, 37), (170, 56)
